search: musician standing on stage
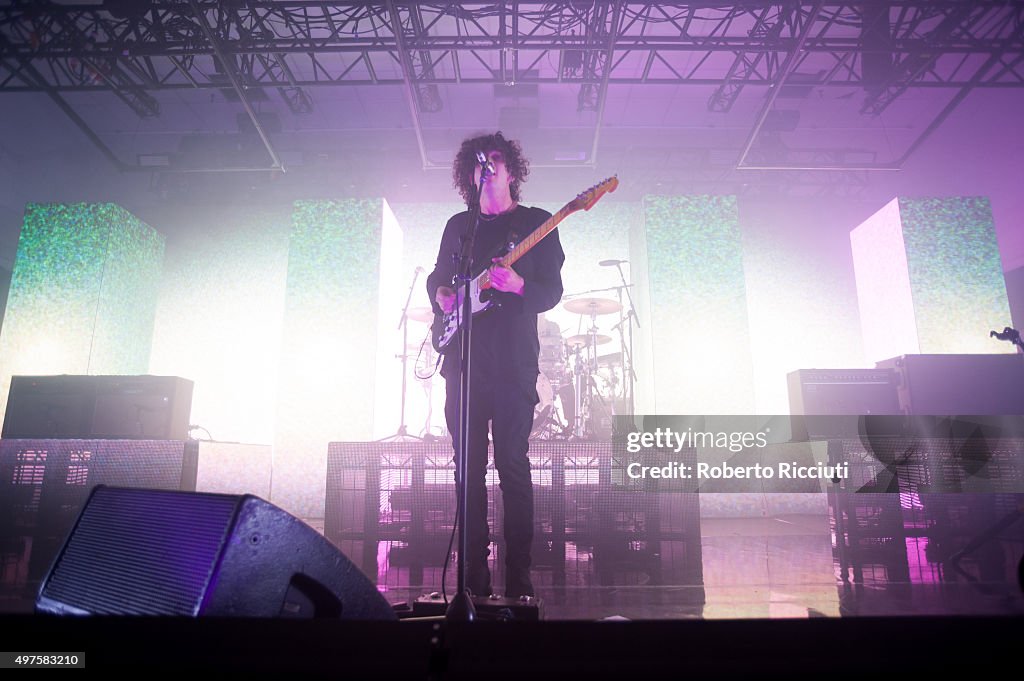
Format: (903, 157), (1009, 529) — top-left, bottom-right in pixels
(426, 132), (565, 598)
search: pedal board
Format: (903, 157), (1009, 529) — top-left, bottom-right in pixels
(412, 592), (543, 621)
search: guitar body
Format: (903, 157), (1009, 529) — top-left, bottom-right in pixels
(431, 269), (498, 353)
(430, 176), (619, 354)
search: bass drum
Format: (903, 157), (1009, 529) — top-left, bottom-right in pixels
(538, 338), (567, 385)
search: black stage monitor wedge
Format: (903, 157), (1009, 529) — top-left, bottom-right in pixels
(36, 486), (396, 621)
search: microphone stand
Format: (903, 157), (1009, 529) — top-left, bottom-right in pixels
(447, 161), (491, 622)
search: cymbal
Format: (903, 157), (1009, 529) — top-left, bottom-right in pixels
(566, 334), (611, 349)
(563, 297), (622, 316)
(407, 306), (434, 324)
(597, 351), (622, 367)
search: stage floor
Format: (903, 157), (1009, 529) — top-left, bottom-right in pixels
(5, 513), (1021, 620)
(375, 513), (1024, 620)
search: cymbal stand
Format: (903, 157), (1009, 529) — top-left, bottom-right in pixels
(612, 262), (639, 418)
(571, 342), (587, 438)
(418, 342), (440, 441)
(378, 267), (425, 443)
(585, 310), (611, 438)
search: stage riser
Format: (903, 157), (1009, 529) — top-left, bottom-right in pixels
(325, 441), (705, 588)
(0, 439), (197, 585)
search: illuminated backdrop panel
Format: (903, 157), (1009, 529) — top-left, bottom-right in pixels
(740, 206), (865, 414)
(147, 205), (291, 446)
(636, 196), (754, 414)
(389, 202), (464, 439)
(852, 196), (1013, 362)
(0, 203), (163, 425)
(273, 198), (389, 517)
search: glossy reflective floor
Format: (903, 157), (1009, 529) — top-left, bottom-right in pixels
(4, 494), (1021, 619)
(375, 512), (1024, 620)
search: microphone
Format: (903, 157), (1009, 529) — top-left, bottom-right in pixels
(599, 259), (627, 267)
(415, 266), (425, 273)
(476, 150), (495, 178)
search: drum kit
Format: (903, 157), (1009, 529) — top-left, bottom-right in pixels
(532, 296), (631, 439)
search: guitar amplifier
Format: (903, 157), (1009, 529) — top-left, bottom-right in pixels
(876, 354), (1024, 415)
(787, 369), (900, 415)
(787, 368), (901, 439)
(3, 375), (194, 440)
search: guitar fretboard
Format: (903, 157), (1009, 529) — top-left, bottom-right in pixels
(478, 204), (573, 287)
(504, 206), (570, 266)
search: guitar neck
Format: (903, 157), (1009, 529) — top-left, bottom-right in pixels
(473, 176), (617, 288)
(501, 205), (571, 268)
(476, 205), (572, 289)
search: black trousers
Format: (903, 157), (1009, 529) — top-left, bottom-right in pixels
(444, 372), (536, 584)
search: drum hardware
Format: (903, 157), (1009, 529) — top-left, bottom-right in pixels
(531, 369), (577, 439)
(552, 263), (640, 439)
(406, 306), (435, 324)
(601, 259), (640, 425)
(562, 297), (622, 316)
(565, 334), (611, 349)
(559, 296), (621, 439)
(380, 268), (430, 442)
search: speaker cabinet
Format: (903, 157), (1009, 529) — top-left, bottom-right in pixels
(36, 486), (396, 620)
(90, 376), (194, 439)
(787, 368), (901, 439)
(876, 354), (1024, 415)
(3, 375), (194, 440)
(788, 369), (900, 415)
(2, 376), (94, 439)
(0, 438), (199, 584)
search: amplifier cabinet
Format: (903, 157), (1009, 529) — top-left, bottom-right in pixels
(3, 375), (194, 440)
(876, 354), (1024, 415)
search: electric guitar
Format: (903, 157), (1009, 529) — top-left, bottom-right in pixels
(432, 176), (619, 353)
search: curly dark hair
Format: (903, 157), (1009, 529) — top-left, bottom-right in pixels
(452, 131), (530, 206)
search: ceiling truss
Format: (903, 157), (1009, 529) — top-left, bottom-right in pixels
(0, 1), (1021, 179)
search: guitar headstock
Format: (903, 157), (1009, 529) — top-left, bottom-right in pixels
(569, 176), (619, 212)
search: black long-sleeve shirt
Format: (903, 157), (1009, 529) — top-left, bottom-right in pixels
(426, 205), (565, 388)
